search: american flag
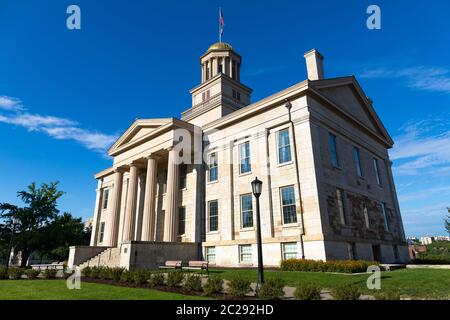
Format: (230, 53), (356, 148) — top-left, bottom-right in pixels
(219, 8), (224, 37)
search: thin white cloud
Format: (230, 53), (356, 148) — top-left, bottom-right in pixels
(0, 95), (24, 111)
(360, 66), (450, 94)
(390, 117), (450, 176)
(0, 96), (117, 154)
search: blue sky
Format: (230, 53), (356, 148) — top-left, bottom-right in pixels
(0, 0), (449, 237)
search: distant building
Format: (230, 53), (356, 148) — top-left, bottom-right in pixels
(84, 218), (93, 231)
(420, 237), (435, 245)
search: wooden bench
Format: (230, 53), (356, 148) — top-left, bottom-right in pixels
(158, 260), (183, 270)
(184, 261), (209, 274)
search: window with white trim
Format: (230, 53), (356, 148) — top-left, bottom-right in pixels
(282, 242), (298, 260)
(281, 186), (297, 224)
(353, 147), (363, 177)
(373, 158), (381, 185)
(209, 200), (218, 232)
(98, 222), (105, 243)
(277, 128), (292, 164)
(239, 244), (252, 263)
(240, 194), (253, 228)
(206, 247), (216, 263)
(208, 152), (218, 182)
(102, 189), (109, 209)
(239, 141), (251, 174)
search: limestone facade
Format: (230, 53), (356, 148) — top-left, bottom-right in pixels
(69, 42), (409, 270)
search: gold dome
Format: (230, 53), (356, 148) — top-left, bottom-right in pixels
(207, 42), (233, 52)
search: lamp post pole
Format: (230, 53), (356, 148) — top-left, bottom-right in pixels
(251, 177), (264, 292)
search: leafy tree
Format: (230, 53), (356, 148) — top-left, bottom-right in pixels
(39, 212), (90, 261)
(446, 207), (450, 235)
(0, 182), (89, 267)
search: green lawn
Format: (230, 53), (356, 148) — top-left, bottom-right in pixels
(0, 280), (208, 300)
(210, 268), (450, 299)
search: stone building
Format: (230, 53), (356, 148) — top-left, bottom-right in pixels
(68, 42), (409, 269)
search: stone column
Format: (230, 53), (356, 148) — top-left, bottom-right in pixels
(164, 148), (179, 242)
(141, 156), (158, 241)
(229, 58), (233, 79)
(89, 180), (103, 246)
(106, 170), (123, 247)
(122, 164), (139, 242)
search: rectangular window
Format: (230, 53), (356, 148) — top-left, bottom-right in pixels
(209, 200), (218, 232)
(237, 92), (241, 101)
(328, 133), (339, 167)
(363, 203), (370, 229)
(232, 89), (236, 99)
(240, 194), (253, 228)
(98, 222), (105, 243)
(278, 129), (292, 164)
(353, 147), (363, 177)
(179, 165), (187, 189)
(380, 202), (389, 231)
(239, 142), (251, 174)
(178, 207), (186, 235)
(373, 158), (381, 185)
(206, 247), (216, 263)
(281, 186), (297, 224)
(282, 242), (298, 260)
(336, 188), (346, 225)
(208, 152), (218, 182)
(102, 189), (109, 209)
(239, 244), (252, 263)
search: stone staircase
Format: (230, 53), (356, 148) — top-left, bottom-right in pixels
(79, 247), (121, 269)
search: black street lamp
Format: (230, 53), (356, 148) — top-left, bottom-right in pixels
(251, 177), (264, 292)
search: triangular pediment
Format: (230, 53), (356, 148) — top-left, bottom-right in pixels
(311, 77), (393, 146)
(108, 118), (172, 155)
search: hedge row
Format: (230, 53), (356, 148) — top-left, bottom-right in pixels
(280, 259), (379, 273)
(0, 266), (58, 280)
(81, 266), (286, 299)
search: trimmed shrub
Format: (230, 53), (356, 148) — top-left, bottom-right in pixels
(8, 268), (24, 280)
(82, 266), (91, 278)
(373, 290), (401, 300)
(166, 270), (184, 287)
(43, 268), (57, 279)
(184, 274), (203, 292)
(227, 277), (252, 298)
(132, 269), (150, 285)
(149, 272), (165, 287)
(258, 278), (286, 300)
(294, 283), (322, 300)
(203, 276), (224, 295)
(280, 259), (378, 273)
(108, 267), (125, 281)
(25, 269), (41, 280)
(331, 284), (361, 300)
(120, 270), (132, 283)
(89, 266), (101, 279)
(0, 266), (9, 280)
(98, 267), (110, 280)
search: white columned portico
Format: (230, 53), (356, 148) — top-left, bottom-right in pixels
(141, 156), (158, 241)
(106, 170), (123, 247)
(122, 163), (139, 242)
(164, 148), (179, 242)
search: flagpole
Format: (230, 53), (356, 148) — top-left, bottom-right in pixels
(219, 7), (222, 43)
